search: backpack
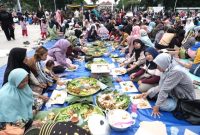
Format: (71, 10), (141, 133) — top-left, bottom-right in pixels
(173, 99), (200, 125)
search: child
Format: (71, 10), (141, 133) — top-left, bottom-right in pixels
(41, 19), (47, 39)
(45, 60), (58, 79)
(44, 60), (64, 86)
(20, 17), (28, 36)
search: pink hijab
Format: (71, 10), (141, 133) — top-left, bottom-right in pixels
(48, 39), (71, 56)
(131, 26), (141, 38)
(126, 35), (139, 57)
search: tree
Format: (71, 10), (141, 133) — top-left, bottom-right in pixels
(117, 0), (140, 10)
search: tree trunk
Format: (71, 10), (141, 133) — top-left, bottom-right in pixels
(17, 0), (22, 12)
(38, 0), (41, 8)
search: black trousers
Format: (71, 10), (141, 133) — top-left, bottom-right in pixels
(2, 25), (15, 40)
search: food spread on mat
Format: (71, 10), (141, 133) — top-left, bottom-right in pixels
(96, 90), (130, 110)
(67, 78), (101, 96)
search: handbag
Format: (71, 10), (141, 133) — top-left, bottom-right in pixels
(173, 99), (200, 125)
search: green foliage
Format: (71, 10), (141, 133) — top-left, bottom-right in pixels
(117, 0), (140, 10)
(2, 0), (68, 12)
(117, 0), (200, 10)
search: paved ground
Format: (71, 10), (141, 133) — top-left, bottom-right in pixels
(0, 24), (42, 66)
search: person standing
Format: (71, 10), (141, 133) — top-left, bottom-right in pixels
(74, 9), (80, 22)
(36, 7), (45, 27)
(0, 4), (15, 41)
(41, 19), (47, 39)
(84, 10), (90, 21)
(20, 17), (28, 36)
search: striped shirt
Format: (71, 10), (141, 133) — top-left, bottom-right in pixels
(36, 61), (53, 83)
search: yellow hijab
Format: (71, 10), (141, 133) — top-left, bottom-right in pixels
(194, 48), (200, 64)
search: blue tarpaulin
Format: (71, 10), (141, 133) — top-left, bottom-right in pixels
(0, 40), (200, 135)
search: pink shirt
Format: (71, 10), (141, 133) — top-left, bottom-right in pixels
(41, 23), (47, 33)
(20, 21), (27, 30)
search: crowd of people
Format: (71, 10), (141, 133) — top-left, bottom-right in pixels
(0, 2), (200, 134)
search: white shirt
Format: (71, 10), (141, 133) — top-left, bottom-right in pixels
(74, 10), (80, 18)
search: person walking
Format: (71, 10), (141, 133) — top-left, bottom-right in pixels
(0, 4), (15, 41)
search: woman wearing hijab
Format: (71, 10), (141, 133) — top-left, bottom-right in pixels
(153, 23), (164, 44)
(0, 68), (33, 127)
(130, 47), (161, 92)
(140, 29), (154, 48)
(184, 18), (195, 36)
(141, 53), (195, 117)
(97, 24), (109, 40)
(121, 39), (146, 74)
(3, 48), (48, 110)
(48, 13), (63, 40)
(48, 39), (76, 69)
(188, 43), (200, 59)
(126, 35), (140, 58)
(3, 48), (30, 85)
(87, 25), (99, 42)
(148, 21), (156, 33)
(131, 25), (140, 38)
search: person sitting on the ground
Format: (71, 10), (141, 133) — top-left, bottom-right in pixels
(178, 48), (200, 77)
(120, 39), (146, 74)
(141, 53), (195, 117)
(187, 30), (200, 59)
(140, 29), (154, 48)
(97, 24), (109, 40)
(155, 28), (176, 49)
(47, 39), (76, 70)
(119, 27), (129, 46)
(153, 23), (165, 44)
(87, 25), (99, 42)
(44, 60), (64, 86)
(130, 25), (140, 38)
(122, 35), (139, 58)
(27, 46), (55, 86)
(168, 26), (185, 48)
(3, 48), (48, 110)
(0, 68), (34, 129)
(130, 47), (161, 92)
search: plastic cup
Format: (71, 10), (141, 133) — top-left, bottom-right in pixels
(43, 93), (48, 97)
(115, 85), (120, 90)
(45, 102), (51, 110)
(131, 104), (137, 113)
(112, 75), (117, 81)
(170, 127), (179, 135)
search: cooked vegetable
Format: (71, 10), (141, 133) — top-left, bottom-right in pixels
(96, 90), (130, 110)
(67, 78), (101, 96)
(54, 103), (104, 127)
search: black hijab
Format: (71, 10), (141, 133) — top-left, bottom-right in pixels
(145, 47), (159, 69)
(3, 48), (30, 85)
